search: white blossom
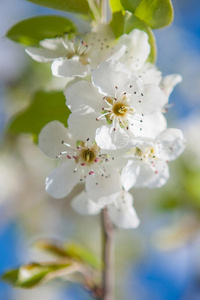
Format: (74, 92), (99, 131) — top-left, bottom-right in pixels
(121, 128), (186, 190)
(25, 25), (126, 78)
(38, 121), (122, 200)
(65, 59), (167, 150)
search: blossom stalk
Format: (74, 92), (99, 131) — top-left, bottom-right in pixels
(102, 208), (115, 300)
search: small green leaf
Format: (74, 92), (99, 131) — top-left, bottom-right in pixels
(2, 263), (73, 288)
(18, 263), (51, 288)
(35, 240), (70, 258)
(124, 13), (157, 62)
(134, 0), (174, 29)
(109, 0), (124, 12)
(7, 90), (71, 143)
(6, 16), (76, 46)
(120, 0), (141, 13)
(25, 0), (90, 15)
(64, 242), (101, 270)
(35, 240), (101, 270)
(110, 11), (125, 38)
(2, 269), (19, 285)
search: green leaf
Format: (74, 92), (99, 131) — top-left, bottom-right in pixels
(25, 0), (90, 15)
(124, 13), (157, 62)
(2, 263), (72, 288)
(35, 240), (101, 270)
(64, 242), (101, 270)
(6, 16), (76, 46)
(120, 0), (141, 13)
(7, 90), (71, 143)
(134, 0), (174, 29)
(109, 0), (124, 12)
(110, 11), (125, 38)
(1, 269), (19, 285)
(35, 240), (71, 258)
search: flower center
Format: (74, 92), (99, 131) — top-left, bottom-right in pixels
(112, 102), (129, 116)
(58, 139), (113, 182)
(78, 146), (99, 166)
(127, 146), (160, 174)
(61, 36), (89, 65)
(96, 93), (142, 131)
(135, 146), (156, 159)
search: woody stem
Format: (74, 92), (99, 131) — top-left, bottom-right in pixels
(101, 208), (115, 300)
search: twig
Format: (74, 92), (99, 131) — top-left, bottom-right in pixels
(101, 208), (115, 300)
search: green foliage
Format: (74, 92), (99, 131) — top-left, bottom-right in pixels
(110, 0), (173, 62)
(124, 13), (156, 62)
(6, 16), (76, 46)
(64, 242), (101, 270)
(110, 12), (156, 62)
(7, 90), (71, 143)
(120, 0), (141, 13)
(2, 262), (72, 288)
(25, 0), (90, 15)
(109, 0), (124, 12)
(2, 240), (101, 289)
(110, 11), (125, 38)
(121, 0), (173, 29)
(1, 269), (19, 285)
(35, 240), (101, 270)
(35, 240), (71, 258)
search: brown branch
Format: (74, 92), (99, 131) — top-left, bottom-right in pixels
(101, 208), (115, 300)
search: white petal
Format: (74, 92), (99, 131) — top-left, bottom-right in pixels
(51, 58), (88, 78)
(119, 29), (150, 71)
(133, 85), (166, 115)
(64, 80), (102, 113)
(90, 191), (120, 206)
(87, 24), (114, 43)
(156, 128), (185, 161)
(25, 41), (66, 62)
(38, 121), (71, 159)
(95, 124), (129, 150)
(92, 60), (131, 96)
(67, 111), (100, 141)
(45, 161), (79, 199)
(136, 62), (162, 85)
(85, 166), (122, 199)
(90, 44), (126, 68)
(40, 38), (65, 50)
(146, 160), (170, 188)
(121, 160), (140, 191)
(160, 74), (182, 97)
(133, 160), (170, 188)
(107, 191), (140, 229)
(130, 113), (167, 140)
(71, 191), (101, 215)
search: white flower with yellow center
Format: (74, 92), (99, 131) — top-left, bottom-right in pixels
(121, 128), (186, 190)
(38, 121), (122, 200)
(25, 25), (126, 78)
(65, 60), (167, 150)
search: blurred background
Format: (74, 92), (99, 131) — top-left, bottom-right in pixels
(0, 0), (200, 299)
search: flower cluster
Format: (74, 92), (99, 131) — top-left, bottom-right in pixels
(26, 26), (185, 229)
